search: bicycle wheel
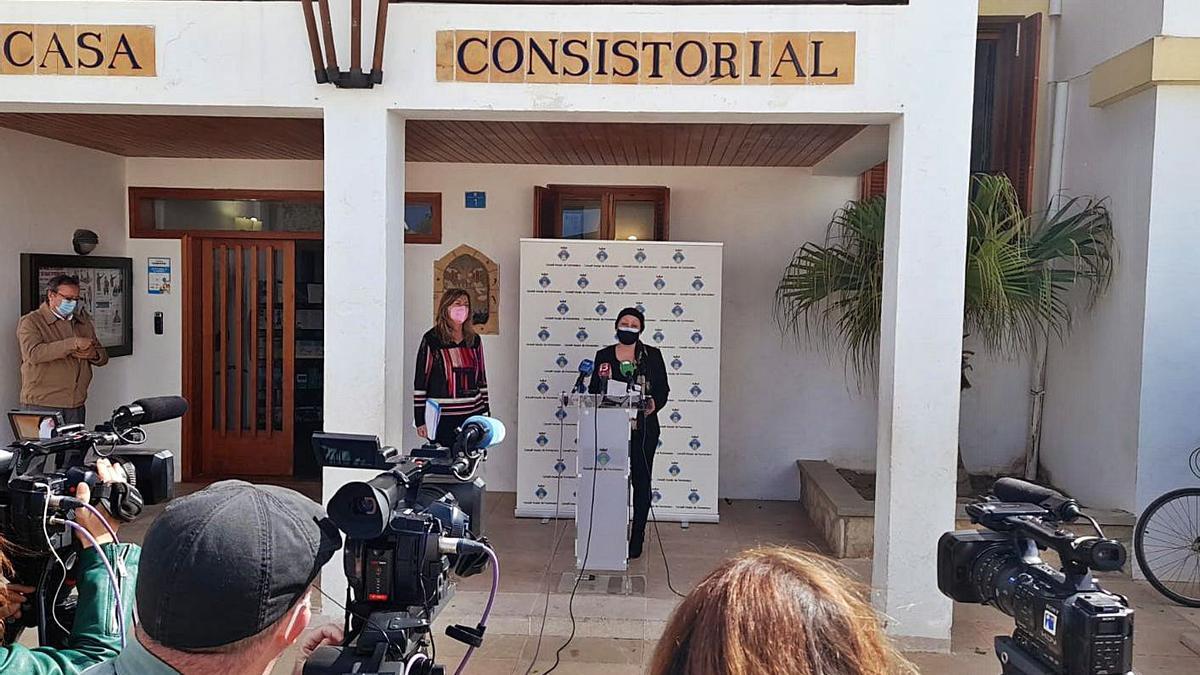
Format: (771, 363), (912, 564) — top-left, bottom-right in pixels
(1135, 487), (1200, 607)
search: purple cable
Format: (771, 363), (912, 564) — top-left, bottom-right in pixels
(74, 501), (120, 546)
(59, 519), (126, 648)
(453, 545), (500, 675)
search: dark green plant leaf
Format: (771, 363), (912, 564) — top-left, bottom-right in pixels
(774, 173), (1115, 390)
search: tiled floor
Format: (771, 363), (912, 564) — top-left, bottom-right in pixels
(75, 486), (1200, 674)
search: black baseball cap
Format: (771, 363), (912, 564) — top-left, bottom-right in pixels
(136, 480), (343, 650)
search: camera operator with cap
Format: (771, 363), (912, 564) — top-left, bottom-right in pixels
(0, 459), (141, 675)
(82, 480), (343, 675)
(588, 307), (670, 559)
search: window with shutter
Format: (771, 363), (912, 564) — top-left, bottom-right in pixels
(859, 14), (1041, 209)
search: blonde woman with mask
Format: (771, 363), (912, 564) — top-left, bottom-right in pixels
(414, 289), (490, 446)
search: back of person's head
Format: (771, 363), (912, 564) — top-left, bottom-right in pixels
(649, 547), (914, 675)
(135, 480), (342, 673)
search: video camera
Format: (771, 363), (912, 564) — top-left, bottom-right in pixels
(938, 478), (1134, 675)
(305, 416), (505, 675)
(0, 397), (184, 647)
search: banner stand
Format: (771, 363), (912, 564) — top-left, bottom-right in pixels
(516, 239), (723, 523)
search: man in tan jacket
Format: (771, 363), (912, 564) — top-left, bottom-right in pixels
(17, 274), (109, 425)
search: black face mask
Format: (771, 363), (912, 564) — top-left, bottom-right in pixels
(616, 327), (640, 345)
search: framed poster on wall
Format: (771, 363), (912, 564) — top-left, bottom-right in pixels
(20, 254), (134, 357)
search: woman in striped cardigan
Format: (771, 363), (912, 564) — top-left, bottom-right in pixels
(414, 288), (490, 446)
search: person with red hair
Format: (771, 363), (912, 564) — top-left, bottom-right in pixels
(649, 547), (915, 675)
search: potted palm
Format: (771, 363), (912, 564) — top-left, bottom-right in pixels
(775, 173), (1114, 488)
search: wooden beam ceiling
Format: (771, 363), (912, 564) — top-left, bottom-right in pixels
(0, 113), (323, 160)
(0, 113), (863, 167)
(406, 120), (863, 167)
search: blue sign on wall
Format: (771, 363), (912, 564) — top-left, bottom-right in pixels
(465, 191), (486, 208)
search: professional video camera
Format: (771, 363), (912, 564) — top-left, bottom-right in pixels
(0, 396), (185, 647)
(938, 478), (1134, 675)
(305, 415), (505, 675)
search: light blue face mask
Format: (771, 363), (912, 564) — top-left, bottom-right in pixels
(57, 299), (78, 317)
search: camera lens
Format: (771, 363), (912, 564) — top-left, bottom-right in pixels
(354, 497), (378, 515)
(971, 546), (1024, 617)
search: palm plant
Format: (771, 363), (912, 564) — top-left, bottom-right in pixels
(775, 173), (1114, 480)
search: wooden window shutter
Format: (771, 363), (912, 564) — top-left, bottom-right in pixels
(1003, 13), (1042, 210)
(860, 162), (888, 200)
(533, 185), (558, 238)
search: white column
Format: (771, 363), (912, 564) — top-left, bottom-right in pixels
(319, 103), (406, 612)
(870, 113), (974, 649)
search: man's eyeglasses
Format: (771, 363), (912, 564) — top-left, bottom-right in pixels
(54, 291), (82, 301)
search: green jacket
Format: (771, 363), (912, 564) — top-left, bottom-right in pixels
(0, 543), (139, 675)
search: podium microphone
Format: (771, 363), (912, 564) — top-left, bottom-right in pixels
(572, 359), (594, 394)
(619, 361), (636, 393)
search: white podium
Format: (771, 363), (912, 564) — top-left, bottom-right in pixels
(567, 392), (640, 572)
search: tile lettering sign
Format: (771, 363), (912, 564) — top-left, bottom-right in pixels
(0, 25), (156, 77)
(436, 31), (854, 85)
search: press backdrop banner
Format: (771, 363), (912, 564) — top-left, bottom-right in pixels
(517, 239), (722, 523)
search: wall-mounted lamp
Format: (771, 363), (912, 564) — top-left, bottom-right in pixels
(73, 229), (99, 255)
(301, 0), (390, 88)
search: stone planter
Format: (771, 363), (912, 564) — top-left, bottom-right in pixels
(797, 459), (1135, 560)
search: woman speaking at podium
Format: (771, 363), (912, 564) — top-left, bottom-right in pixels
(588, 307), (670, 559)
(414, 289), (490, 446)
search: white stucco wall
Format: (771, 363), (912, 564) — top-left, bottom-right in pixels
(1040, 0), (1200, 513)
(1134, 84), (1200, 512)
(1038, 82), (1155, 513)
(1162, 0), (1200, 35)
(1056, 0), (1164, 81)
(0, 0), (945, 119)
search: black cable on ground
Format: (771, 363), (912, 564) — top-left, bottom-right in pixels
(542, 399), (601, 675)
(522, 414), (572, 675)
(638, 418), (686, 599)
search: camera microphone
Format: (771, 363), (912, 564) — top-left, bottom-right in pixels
(992, 477), (1082, 522)
(112, 396), (189, 427)
(456, 416), (506, 453)
(572, 359), (594, 394)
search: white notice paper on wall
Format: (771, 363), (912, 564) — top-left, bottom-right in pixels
(147, 257), (171, 295)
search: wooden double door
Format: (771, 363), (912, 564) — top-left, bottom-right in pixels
(195, 237), (296, 476)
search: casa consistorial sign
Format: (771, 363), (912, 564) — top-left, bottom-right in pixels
(437, 31), (854, 85)
(0, 25), (155, 76)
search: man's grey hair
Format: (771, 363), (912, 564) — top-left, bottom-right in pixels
(45, 274), (80, 296)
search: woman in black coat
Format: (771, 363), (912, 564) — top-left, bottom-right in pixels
(588, 307), (669, 559)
